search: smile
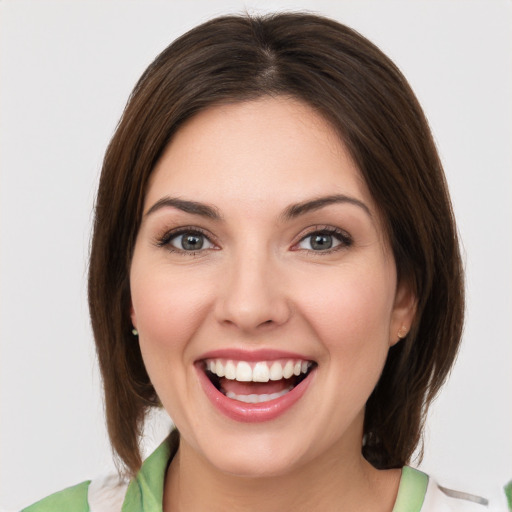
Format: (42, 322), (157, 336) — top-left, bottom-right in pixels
(197, 354), (316, 421)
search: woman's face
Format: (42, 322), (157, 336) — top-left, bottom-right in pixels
(130, 97), (415, 477)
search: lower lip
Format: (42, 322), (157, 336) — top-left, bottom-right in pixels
(196, 365), (315, 423)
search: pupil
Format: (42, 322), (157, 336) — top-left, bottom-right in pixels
(311, 234), (332, 250)
(182, 234), (203, 250)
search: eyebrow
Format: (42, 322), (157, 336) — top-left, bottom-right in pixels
(281, 194), (372, 220)
(145, 197), (222, 220)
(145, 194), (371, 222)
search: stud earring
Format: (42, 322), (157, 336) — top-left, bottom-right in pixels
(397, 326), (408, 339)
(132, 328), (139, 336)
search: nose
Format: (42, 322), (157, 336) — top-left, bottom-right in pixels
(214, 250), (291, 333)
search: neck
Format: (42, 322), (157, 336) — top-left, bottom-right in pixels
(163, 436), (400, 512)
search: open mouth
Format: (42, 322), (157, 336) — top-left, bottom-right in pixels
(203, 358), (317, 404)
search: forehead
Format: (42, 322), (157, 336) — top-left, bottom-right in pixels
(146, 97), (375, 216)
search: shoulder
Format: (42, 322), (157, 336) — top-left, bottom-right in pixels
(423, 478), (488, 512)
(420, 470), (509, 512)
(396, 467), (509, 512)
(19, 433), (176, 512)
(20, 474), (129, 512)
(21, 481), (91, 512)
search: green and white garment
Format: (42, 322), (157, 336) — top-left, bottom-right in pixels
(20, 435), (511, 512)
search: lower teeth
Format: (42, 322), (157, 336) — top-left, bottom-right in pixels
(225, 387), (293, 403)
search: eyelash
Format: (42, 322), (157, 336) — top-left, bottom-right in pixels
(294, 226), (353, 254)
(155, 226), (217, 256)
(155, 225), (353, 255)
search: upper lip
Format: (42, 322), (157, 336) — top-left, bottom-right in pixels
(196, 348), (316, 364)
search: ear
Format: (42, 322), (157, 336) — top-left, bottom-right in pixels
(389, 279), (417, 347)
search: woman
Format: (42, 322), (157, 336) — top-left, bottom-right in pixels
(21, 12), (505, 512)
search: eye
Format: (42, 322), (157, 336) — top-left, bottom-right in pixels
(296, 228), (352, 252)
(159, 229), (216, 253)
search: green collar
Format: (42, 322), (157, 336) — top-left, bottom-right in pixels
(122, 431), (177, 512)
(392, 466), (429, 512)
(122, 433), (428, 512)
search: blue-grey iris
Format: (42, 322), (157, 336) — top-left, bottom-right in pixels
(311, 234), (333, 250)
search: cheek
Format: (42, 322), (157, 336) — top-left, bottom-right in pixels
(294, 263), (396, 354)
(130, 265), (217, 418)
(130, 266), (215, 361)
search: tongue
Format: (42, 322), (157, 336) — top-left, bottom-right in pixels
(220, 377), (293, 396)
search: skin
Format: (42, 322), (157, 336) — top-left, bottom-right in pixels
(130, 97), (416, 511)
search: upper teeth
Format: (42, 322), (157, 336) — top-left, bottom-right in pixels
(205, 359), (312, 382)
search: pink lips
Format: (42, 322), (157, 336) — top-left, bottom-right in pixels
(195, 349), (316, 423)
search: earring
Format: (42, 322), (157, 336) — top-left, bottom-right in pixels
(132, 328), (139, 336)
(397, 326), (408, 339)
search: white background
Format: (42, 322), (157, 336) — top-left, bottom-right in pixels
(1, 1), (511, 509)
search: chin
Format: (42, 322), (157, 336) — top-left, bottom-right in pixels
(188, 425), (312, 479)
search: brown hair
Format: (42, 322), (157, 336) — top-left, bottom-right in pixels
(88, 12), (464, 474)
